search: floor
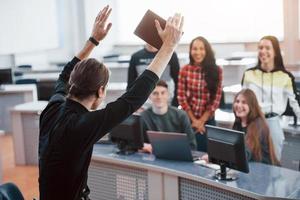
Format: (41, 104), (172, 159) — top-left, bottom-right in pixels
(0, 134), (39, 199)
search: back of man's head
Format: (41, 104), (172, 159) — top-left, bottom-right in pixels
(68, 58), (109, 100)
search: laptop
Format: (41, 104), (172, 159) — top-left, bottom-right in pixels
(147, 131), (203, 162)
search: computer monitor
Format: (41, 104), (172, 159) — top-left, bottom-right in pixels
(36, 80), (56, 101)
(206, 125), (249, 181)
(0, 68), (13, 85)
(110, 114), (144, 155)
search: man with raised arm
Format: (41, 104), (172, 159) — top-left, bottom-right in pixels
(38, 5), (183, 200)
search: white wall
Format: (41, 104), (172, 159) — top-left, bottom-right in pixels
(0, 0), (59, 55)
(84, 0), (119, 59)
(113, 0), (284, 44)
(1, 0), (299, 68)
(83, 0), (283, 60)
(13, 0), (84, 69)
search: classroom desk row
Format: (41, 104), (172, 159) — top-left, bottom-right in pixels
(2, 100), (299, 199)
(9, 101), (300, 172)
(0, 84), (37, 134)
(88, 144), (300, 200)
(0, 83), (126, 134)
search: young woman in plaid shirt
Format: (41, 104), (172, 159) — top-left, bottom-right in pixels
(178, 36), (223, 152)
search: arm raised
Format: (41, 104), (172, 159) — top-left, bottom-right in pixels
(146, 13), (184, 78)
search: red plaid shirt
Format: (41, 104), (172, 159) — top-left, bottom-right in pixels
(177, 64), (223, 119)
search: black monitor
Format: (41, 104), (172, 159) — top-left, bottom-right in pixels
(110, 114), (144, 155)
(36, 80), (56, 101)
(206, 125), (249, 181)
(0, 68), (13, 85)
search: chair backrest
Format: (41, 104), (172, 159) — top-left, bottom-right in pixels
(15, 79), (37, 84)
(0, 68), (13, 85)
(219, 89), (232, 111)
(36, 80), (56, 101)
(0, 182), (24, 200)
(282, 88), (300, 125)
(295, 81), (300, 90)
(17, 65), (32, 69)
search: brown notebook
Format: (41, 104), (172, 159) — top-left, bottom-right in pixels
(134, 10), (166, 49)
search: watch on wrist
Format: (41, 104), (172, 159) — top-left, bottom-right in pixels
(89, 37), (99, 46)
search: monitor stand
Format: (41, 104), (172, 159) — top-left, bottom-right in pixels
(214, 163), (238, 181)
(116, 141), (136, 155)
(116, 149), (136, 155)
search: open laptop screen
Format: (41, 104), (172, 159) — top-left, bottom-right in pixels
(147, 131), (197, 162)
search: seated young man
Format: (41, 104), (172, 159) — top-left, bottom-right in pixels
(140, 80), (197, 153)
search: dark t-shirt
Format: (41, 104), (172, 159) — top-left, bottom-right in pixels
(38, 57), (158, 200)
(127, 48), (180, 106)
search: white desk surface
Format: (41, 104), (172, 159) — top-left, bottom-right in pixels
(223, 84), (242, 94)
(107, 82), (126, 90)
(106, 62), (129, 69)
(20, 73), (59, 81)
(17, 72), (127, 91)
(0, 84), (37, 93)
(215, 109), (235, 123)
(217, 58), (257, 66)
(11, 101), (48, 114)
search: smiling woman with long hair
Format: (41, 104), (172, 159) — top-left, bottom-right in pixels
(177, 36), (223, 152)
(242, 35), (300, 160)
(232, 89), (280, 165)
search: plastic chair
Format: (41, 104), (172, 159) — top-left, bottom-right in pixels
(0, 182), (24, 200)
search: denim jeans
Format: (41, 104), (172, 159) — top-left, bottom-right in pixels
(195, 118), (216, 152)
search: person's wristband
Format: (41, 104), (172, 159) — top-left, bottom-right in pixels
(89, 37), (99, 46)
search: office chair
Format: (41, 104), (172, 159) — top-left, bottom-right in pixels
(0, 182), (24, 200)
(282, 90), (300, 126)
(17, 65), (32, 69)
(15, 79), (37, 84)
(219, 89), (232, 111)
(13, 71), (23, 77)
(0, 68), (13, 85)
(36, 80), (56, 101)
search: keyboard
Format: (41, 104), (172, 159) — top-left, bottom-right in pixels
(194, 160), (220, 170)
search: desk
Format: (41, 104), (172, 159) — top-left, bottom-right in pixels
(0, 84), (37, 133)
(281, 117), (300, 171)
(106, 62), (129, 83)
(17, 72), (59, 82)
(286, 65), (300, 82)
(223, 84), (242, 104)
(10, 101), (47, 165)
(16, 62), (129, 82)
(217, 58), (256, 86)
(0, 137), (2, 183)
(103, 82), (126, 105)
(88, 144), (300, 200)
(16, 71), (126, 104)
